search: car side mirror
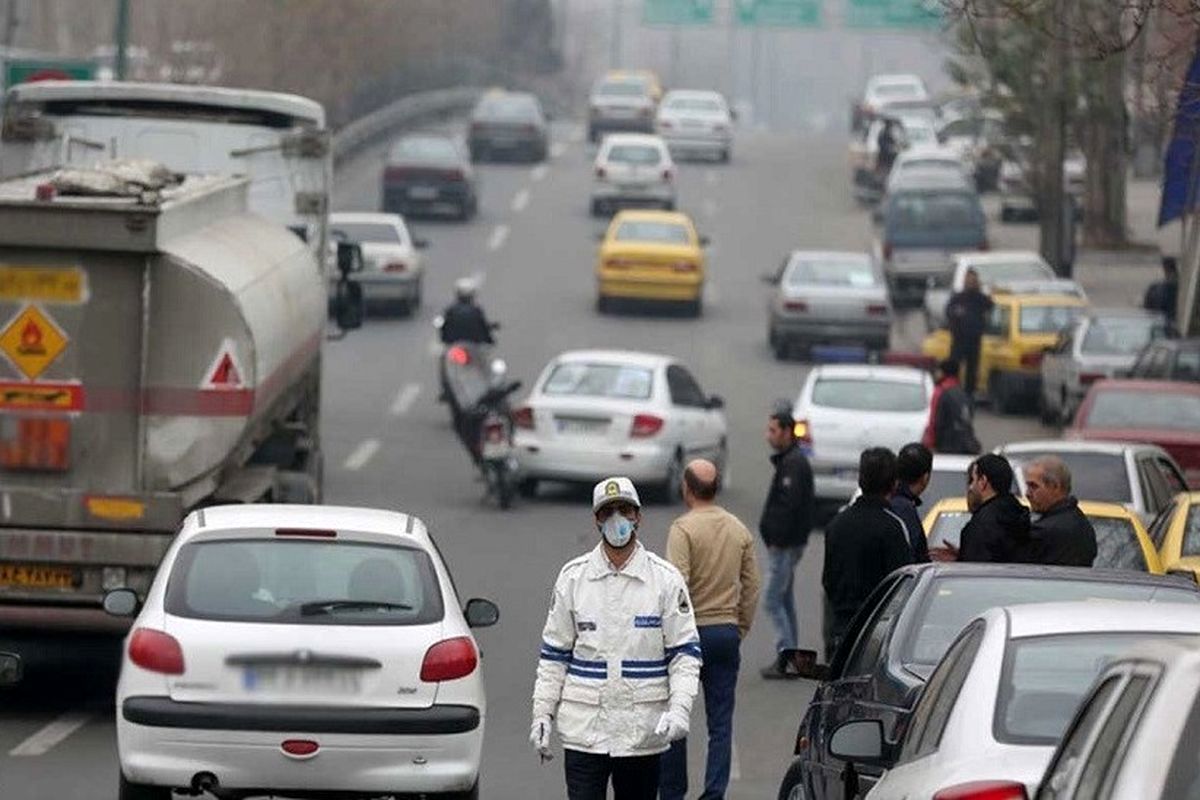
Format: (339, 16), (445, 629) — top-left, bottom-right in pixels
(594, 231), (607, 242)
(699, 235), (711, 247)
(336, 241), (365, 275)
(102, 588), (140, 618)
(0, 652), (21, 686)
(465, 598), (500, 628)
(334, 279), (365, 331)
(729, 108), (739, 122)
(413, 238), (430, 250)
(828, 719), (887, 766)
(761, 272), (780, 285)
(707, 394), (725, 410)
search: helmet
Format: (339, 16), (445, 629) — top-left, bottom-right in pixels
(454, 277), (478, 301)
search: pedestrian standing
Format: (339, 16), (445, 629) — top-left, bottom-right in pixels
(932, 454), (1031, 563)
(758, 408), (816, 679)
(944, 269), (994, 403)
(822, 448), (913, 657)
(922, 359), (980, 455)
(1025, 456), (1097, 566)
(1143, 255), (1179, 326)
(890, 443), (932, 563)
(660, 459), (760, 800)
(530, 477), (701, 800)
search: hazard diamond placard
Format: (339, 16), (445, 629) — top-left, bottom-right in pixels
(0, 305), (68, 380)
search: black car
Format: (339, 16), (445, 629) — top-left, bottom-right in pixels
(1128, 337), (1200, 382)
(382, 134), (478, 220)
(778, 563), (1200, 800)
(468, 91), (549, 163)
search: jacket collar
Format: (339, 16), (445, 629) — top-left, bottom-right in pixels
(854, 494), (891, 510)
(770, 441), (797, 467)
(585, 540), (649, 582)
(1040, 496), (1078, 518)
(896, 483), (922, 507)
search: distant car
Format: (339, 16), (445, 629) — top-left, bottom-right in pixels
(1128, 338), (1200, 382)
(1035, 637), (1200, 800)
(328, 212), (428, 315)
(655, 89), (734, 162)
(588, 74), (657, 142)
(609, 68), (664, 104)
(937, 110), (1008, 190)
(849, 454), (1025, 512)
(854, 73), (929, 130)
(791, 365), (932, 501)
(1147, 491), (1200, 582)
(1039, 309), (1170, 425)
(590, 133), (676, 215)
(885, 146), (970, 194)
(776, 563), (1200, 800)
(382, 134), (478, 221)
(851, 117), (952, 200)
(595, 210), (707, 315)
(762, 250), (890, 360)
(467, 90), (548, 162)
(922, 250), (1058, 330)
(1069, 379), (1200, 489)
(922, 496), (1163, 573)
(998, 439), (1187, 526)
(511, 350), (727, 501)
(109, 503), (499, 800)
(850, 602), (1200, 800)
(1000, 149), (1087, 222)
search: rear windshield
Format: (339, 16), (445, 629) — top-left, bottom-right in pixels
(390, 137), (458, 162)
(901, 576), (1197, 666)
(1091, 516), (1150, 572)
(614, 220), (690, 244)
(874, 82), (923, 100)
(785, 257), (878, 288)
(1006, 452), (1131, 504)
(542, 363), (654, 400)
(597, 80), (648, 97)
(165, 539), (443, 626)
(1081, 316), (1161, 356)
(811, 378), (926, 412)
(1086, 390), (1200, 433)
(1019, 304), (1082, 334)
(664, 96), (723, 112)
(331, 223), (402, 245)
(974, 260), (1052, 284)
(476, 96), (539, 120)
(888, 192), (982, 231)
(607, 144), (664, 165)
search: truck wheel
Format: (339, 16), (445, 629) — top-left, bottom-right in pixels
(119, 774), (171, 800)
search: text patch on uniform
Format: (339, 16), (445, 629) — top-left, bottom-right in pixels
(634, 615), (662, 628)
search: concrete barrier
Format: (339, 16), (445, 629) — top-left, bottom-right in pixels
(331, 87), (484, 165)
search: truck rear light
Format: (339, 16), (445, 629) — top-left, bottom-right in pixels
(785, 300), (808, 312)
(932, 781), (1029, 800)
(630, 414), (664, 437)
(1020, 352), (1043, 368)
(595, 166), (607, 179)
(447, 345), (471, 366)
(793, 418), (812, 445)
(420, 637), (478, 682)
(512, 406), (535, 430)
(275, 528), (337, 538)
(129, 628), (185, 675)
(605, 258), (632, 269)
(866, 303), (889, 316)
(442, 169), (465, 182)
(383, 261), (407, 273)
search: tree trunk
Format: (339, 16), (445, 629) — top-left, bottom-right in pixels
(1081, 13), (1129, 248)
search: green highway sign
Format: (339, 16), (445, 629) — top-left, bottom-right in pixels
(642, 0), (716, 25)
(844, 0), (941, 29)
(4, 58), (96, 89)
(735, 0), (822, 27)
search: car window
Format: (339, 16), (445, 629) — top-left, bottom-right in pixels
(927, 510), (969, 548)
(898, 621), (985, 764)
(974, 260), (1054, 285)
(606, 144), (664, 165)
(843, 576), (915, 677)
(810, 378), (926, 412)
(784, 256), (878, 288)
(390, 137), (459, 161)
(1162, 690), (1200, 800)
(596, 80), (649, 97)
(330, 222), (402, 245)
(890, 192), (980, 229)
(1037, 674), (1125, 800)
(1090, 516), (1150, 572)
(985, 304), (1011, 338)
(666, 365), (707, 408)
(1184, 506), (1200, 558)
(476, 95), (539, 121)
(1147, 504), (1175, 549)
(1136, 345), (1171, 378)
(1081, 316), (1160, 356)
(1138, 457), (1171, 515)
(164, 538), (444, 626)
(873, 82), (924, 100)
(940, 117), (981, 138)
(1158, 458), (1188, 495)
(664, 96), (724, 112)
(542, 362), (654, 401)
(1020, 304), (1082, 335)
(613, 220), (690, 244)
(1073, 674), (1153, 798)
(1086, 390), (1200, 432)
(1176, 350), (1200, 382)
(1007, 452), (1132, 504)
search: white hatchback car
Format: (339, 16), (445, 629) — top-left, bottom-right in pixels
(107, 504), (497, 800)
(792, 365), (933, 501)
(591, 133), (676, 216)
(329, 212), (429, 314)
(512, 350), (727, 500)
(655, 89), (734, 162)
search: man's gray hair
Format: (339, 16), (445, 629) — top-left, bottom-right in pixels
(1030, 455), (1072, 494)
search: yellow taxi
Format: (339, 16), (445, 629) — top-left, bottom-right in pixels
(596, 210), (706, 316)
(608, 69), (664, 104)
(1147, 491), (1200, 581)
(922, 496), (1163, 573)
(922, 286), (1087, 413)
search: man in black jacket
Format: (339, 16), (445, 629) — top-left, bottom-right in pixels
(936, 453), (1032, 563)
(890, 443), (932, 563)
(1025, 456), (1097, 566)
(822, 448), (913, 658)
(758, 409), (815, 679)
(944, 269), (994, 403)
(440, 278), (495, 345)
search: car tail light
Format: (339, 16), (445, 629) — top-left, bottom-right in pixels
(671, 261), (697, 272)
(866, 303), (889, 316)
(129, 628), (185, 675)
(483, 419), (506, 444)
(512, 406), (535, 430)
(447, 345), (471, 366)
(1079, 372), (1105, 384)
(978, 239), (990, 251)
(785, 300), (808, 312)
(384, 166), (410, 182)
(1020, 352), (1043, 368)
(630, 414), (664, 437)
(421, 637), (478, 682)
(281, 739), (320, 757)
(595, 166), (607, 179)
(793, 418), (813, 446)
(882, 242), (893, 260)
(932, 781), (1029, 800)
(659, 120), (674, 130)
(639, 106), (652, 117)
(661, 168), (673, 182)
(383, 261), (407, 273)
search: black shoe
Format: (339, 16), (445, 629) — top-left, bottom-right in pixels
(760, 653), (798, 680)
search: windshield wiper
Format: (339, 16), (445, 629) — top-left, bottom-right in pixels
(299, 599), (415, 616)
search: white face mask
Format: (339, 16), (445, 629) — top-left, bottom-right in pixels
(600, 514), (636, 548)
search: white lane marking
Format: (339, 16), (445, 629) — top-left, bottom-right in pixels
(389, 383), (422, 417)
(702, 198), (718, 218)
(9, 712), (92, 757)
(705, 170), (718, 186)
(487, 224), (510, 252)
(343, 439), (381, 471)
(551, 142), (569, 159)
(730, 736), (742, 781)
(531, 163), (549, 182)
(511, 189), (531, 213)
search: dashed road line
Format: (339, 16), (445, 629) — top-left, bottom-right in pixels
(389, 383), (422, 417)
(9, 712), (92, 757)
(343, 439), (381, 471)
(531, 163), (549, 182)
(511, 189), (531, 213)
(487, 224), (510, 252)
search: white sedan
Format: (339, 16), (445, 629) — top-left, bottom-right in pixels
(512, 350), (727, 500)
(655, 89), (734, 162)
(792, 365), (933, 501)
(329, 212), (428, 314)
(591, 133), (676, 216)
(106, 503), (497, 800)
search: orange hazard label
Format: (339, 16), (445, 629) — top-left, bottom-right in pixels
(0, 305), (68, 380)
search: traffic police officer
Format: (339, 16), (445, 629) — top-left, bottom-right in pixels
(530, 477), (702, 800)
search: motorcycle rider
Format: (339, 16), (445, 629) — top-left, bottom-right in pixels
(440, 277), (495, 345)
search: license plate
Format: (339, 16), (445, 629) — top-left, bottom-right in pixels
(618, 183), (648, 193)
(556, 419), (608, 436)
(491, 138), (519, 148)
(242, 666), (363, 695)
(0, 563), (77, 589)
(408, 186), (438, 200)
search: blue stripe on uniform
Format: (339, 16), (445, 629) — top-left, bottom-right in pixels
(570, 656), (607, 669)
(665, 641), (703, 661)
(622, 658), (668, 668)
(622, 668), (669, 679)
(567, 666), (607, 679)
(540, 649), (570, 663)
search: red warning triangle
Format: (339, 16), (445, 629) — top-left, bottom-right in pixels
(208, 352), (242, 388)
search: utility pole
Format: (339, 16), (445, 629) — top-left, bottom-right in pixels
(1040, 0), (1069, 275)
(114, 0), (131, 81)
(4, 0), (18, 51)
(610, 0), (622, 69)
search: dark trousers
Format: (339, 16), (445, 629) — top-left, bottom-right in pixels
(565, 749), (661, 800)
(950, 337), (981, 401)
(659, 624), (741, 800)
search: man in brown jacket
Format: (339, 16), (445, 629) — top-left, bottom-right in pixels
(659, 459), (761, 800)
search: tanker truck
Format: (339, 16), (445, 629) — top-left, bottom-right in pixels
(0, 162), (354, 631)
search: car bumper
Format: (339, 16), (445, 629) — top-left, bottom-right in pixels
(383, 183), (471, 211)
(470, 135), (544, 154)
(513, 436), (674, 483)
(118, 698), (482, 794)
(329, 274), (420, 301)
(770, 314), (890, 347)
(661, 133), (730, 155)
(812, 462), (860, 501)
(592, 183), (674, 204)
(590, 117), (655, 135)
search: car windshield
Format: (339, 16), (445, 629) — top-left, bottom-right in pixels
(1081, 317), (1161, 356)
(607, 144), (663, 165)
(164, 538), (443, 626)
(331, 223), (401, 244)
(810, 378), (925, 411)
(390, 137), (458, 162)
(890, 193), (980, 229)
(996, 633), (1189, 745)
(785, 257), (877, 288)
(1007, 451), (1131, 503)
(901, 158), (960, 172)
(902, 122), (937, 145)
(542, 362), (654, 400)
(614, 220), (690, 244)
(973, 260), (1052, 284)
(875, 82), (923, 99)
(1019, 304), (1082, 334)
(1086, 390), (1200, 432)
(597, 80), (647, 97)
(665, 96), (723, 112)
(901, 576), (1197, 666)
(1090, 516), (1150, 572)
(476, 96), (538, 120)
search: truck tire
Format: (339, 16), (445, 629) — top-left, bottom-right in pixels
(119, 774), (171, 800)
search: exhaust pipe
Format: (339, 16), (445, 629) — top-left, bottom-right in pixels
(188, 772), (231, 799)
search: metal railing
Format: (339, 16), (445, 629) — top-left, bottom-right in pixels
(330, 86), (484, 165)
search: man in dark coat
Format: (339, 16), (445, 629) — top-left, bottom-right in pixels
(1143, 256), (1179, 326)
(440, 278), (495, 345)
(944, 268), (994, 403)
(934, 454), (1031, 563)
(890, 443), (932, 563)
(1025, 456), (1097, 566)
(923, 360), (980, 455)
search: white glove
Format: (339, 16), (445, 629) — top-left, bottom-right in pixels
(654, 709), (689, 742)
(530, 715), (553, 756)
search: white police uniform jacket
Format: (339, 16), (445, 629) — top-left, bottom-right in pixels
(532, 541), (701, 757)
